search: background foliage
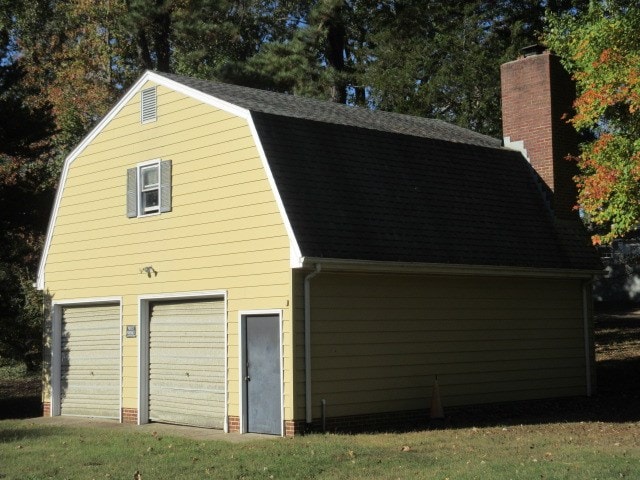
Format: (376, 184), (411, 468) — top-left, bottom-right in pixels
(1, 0), (620, 368)
(545, 1), (640, 244)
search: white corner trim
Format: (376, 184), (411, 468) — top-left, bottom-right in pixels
(36, 70), (258, 290)
(246, 114), (303, 268)
(503, 136), (530, 163)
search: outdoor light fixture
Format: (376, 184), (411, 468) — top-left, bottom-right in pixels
(140, 266), (157, 277)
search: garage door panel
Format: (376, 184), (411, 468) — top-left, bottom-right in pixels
(149, 298), (225, 429)
(60, 303), (120, 419)
(150, 358), (224, 367)
(149, 322), (224, 334)
(62, 366), (119, 376)
(63, 333), (120, 342)
(149, 377), (225, 391)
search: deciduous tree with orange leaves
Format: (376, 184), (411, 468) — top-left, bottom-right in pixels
(545, 1), (640, 244)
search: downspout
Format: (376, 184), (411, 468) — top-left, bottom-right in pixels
(582, 279), (593, 397)
(304, 264), (321, 424)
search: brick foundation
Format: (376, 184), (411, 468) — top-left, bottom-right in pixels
(284, 420), (304, 436)
(283, 410), (431, 436)
(303, 409), (430, 434)
(42, 402), (51, 417)
(121, 408), (138, 424)
(227, 415), (240, 433)
(230, 411), (430, 437)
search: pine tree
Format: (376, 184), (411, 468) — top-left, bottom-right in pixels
(0, 2), (55, 368)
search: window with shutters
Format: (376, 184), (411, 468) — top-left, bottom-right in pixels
(140, 164), (160, 214)
(141, 87), (157, 123)
(127, 160), (172, 218)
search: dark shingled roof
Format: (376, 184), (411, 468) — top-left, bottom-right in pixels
(157, 72), (600, 272)
(159, 72), (500, 149)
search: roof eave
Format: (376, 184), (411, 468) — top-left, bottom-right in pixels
(298, 257), (600, 279)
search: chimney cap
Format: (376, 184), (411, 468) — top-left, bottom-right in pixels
(521, 44), (547, 57)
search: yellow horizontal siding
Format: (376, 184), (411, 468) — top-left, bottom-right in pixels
(297, 271), (587, 420)
(42, 81), (293, 416)
(315, 347), (586, 370)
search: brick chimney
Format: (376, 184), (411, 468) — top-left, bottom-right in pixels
(501, 46), (579, 219)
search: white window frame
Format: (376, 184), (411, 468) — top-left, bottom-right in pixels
(127, 158), (171, 219)
(138, 160), (161, 216)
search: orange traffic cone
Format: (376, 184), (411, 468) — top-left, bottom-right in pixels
(430, 376), (444, 419)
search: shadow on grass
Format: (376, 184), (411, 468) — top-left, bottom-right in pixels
(0, 376), (42, 420)
(0, 396), (42, 420)
(0, 423), (63, 443)
(596, 314), (640, 347)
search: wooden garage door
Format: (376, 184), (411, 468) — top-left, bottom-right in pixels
(60, 304), (120, 418)
(149, 299), (225, 428)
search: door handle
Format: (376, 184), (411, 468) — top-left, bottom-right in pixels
(244, 376), (250, 381)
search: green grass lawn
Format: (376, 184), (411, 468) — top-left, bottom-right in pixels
(1, 419), (638, 479)
(1, 309), (640, 479)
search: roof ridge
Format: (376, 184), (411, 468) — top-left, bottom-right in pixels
(154, 71), (502, 149)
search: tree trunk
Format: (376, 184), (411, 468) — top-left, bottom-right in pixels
(325, 7), (347, 104)
(153, 1), (172, 72)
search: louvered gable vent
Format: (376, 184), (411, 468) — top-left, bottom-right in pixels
(141, 87), (157, 123)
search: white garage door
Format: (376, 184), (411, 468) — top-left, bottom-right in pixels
(60, 303), (120, 418)
(149, 298), (225, 428)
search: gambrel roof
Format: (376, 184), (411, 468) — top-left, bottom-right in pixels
(159, 72), (500, 149)
(37, 71), (600, 289)
(160, 71), (597, 272)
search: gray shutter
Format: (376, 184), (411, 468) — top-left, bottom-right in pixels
(159, 160), (172, 213)
(126, 167), (138, 218)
